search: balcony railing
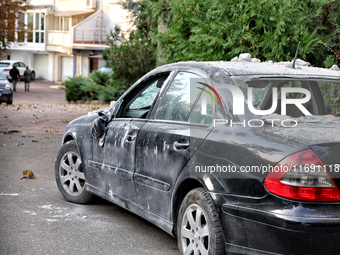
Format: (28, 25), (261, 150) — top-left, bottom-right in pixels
(48, 31), (71, 47)
(73, 28), (109, 44)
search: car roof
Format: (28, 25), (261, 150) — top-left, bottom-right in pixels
(155, 55), (340, 80)
(0, 60), (24, 63)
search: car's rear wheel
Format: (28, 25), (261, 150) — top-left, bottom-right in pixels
(31, 71), (35, 81)
(55, 140), (93, 204)
(177, 188), (225, 255)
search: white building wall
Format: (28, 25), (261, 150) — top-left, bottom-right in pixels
(81, 51), (90, 77)
(34, 54), (49, 79)
(98, 58), (105, 68)
(48, 53), (54, 81)
(104, 0), (131, 33)
(54, 0), (90, 11)
(61, 56), (73, 80)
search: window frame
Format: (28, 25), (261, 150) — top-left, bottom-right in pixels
(114, 72), (172, 120)
(24, 11), (45, 44)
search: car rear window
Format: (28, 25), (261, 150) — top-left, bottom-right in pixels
(245, 78), (340, 117)
(0, 63), (10, 67)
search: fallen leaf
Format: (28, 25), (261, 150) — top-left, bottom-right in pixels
(45, 129), (59, 133)
(21, 170), (35, 179)
(1, 144), (6, 146)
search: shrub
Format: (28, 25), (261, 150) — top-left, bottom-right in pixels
(63, 70), (126, 103)
(63, 76), (89, 102)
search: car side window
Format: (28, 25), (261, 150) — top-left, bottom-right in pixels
(118, 74), (169, 119)
(155, 72), (203, 122)
(19, 62), (26, 67)
(129, 81), (159, 110)
(189, 90), (214, 125)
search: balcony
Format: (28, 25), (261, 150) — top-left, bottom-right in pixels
(48, 31), (71, 47)
(73, 28), (109, 45)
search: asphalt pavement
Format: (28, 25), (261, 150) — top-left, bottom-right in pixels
(0, 80), (179, 255)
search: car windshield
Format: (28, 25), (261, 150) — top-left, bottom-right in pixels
(245, 78), (340, 117)
(0, 71), (7, 80)
(0, 63), (10, 67)
(129, 81), (160, 109)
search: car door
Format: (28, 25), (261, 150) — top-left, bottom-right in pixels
(87, 72), (172, 204)
(134, 71), (215, 220)
(17, 62), (26, 77)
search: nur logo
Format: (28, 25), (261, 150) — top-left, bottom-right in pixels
(197, 82), (312, 116)
(197, 82), (222, 115)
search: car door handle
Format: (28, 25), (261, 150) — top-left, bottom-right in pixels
(173, 140), (189, 151)
(126, 134), (136, 141)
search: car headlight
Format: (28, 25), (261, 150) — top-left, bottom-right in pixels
(5, 84), (11, 90)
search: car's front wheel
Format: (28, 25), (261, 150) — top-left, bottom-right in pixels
(177, 188), (225, 255)
(55, 140), (93, 204)
(7, 96), (12, 105)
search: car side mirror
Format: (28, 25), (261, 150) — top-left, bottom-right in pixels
(91, 111), (112, 140)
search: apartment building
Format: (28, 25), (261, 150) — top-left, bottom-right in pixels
(5, 0), (130, 81)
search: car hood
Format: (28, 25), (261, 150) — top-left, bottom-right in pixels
(0, 80), (9, 87)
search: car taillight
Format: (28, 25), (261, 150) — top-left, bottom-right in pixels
(264, 149), (340, 201)
(4, 69), (10, 71)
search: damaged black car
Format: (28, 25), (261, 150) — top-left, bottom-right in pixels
(55, 55), (340, 255)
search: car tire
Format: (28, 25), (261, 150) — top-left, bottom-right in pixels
(177, 188), (225, 255)
(31, 71), (35, 81)
(55, 140), (93, 204)
(7, 96), (13, 105)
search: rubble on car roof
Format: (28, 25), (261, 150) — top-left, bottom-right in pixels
(156, 53), (340, 78)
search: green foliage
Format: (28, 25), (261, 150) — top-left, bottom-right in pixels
(98, 80), (127, 104)
(102, 26), (156, 88)
(102, 0), (157, 90)
(63, 76), (89, 102)
(145, 0), (340, 67)
(319, 81), (340, 116)
(63, 70), (125, 104)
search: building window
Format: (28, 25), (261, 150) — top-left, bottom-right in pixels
(56, 16), (70, 31)
(24, 12), (45, 43)
(18, 13), (25, 42)
(27, 13), (33, 42)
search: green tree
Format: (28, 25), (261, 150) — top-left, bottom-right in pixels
(102, 0), (157, 95)
(146, 0), (340, 67)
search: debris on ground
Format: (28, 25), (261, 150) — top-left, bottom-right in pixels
(21, 170), (35, 179)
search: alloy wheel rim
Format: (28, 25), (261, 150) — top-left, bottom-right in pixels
(181, 203), (210, 255)
(59, 151), (85, 196)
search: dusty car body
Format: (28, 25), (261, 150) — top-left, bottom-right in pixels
(0, 70), (13, 104)
(55, 56), (340, 255)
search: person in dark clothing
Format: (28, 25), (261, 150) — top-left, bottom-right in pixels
(9, 64), (20, 91)
(24, 66), (31, 91)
